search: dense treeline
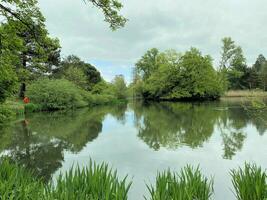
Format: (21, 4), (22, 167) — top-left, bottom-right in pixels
(0, 0), (128, 117)
(220, 37), (267, 90)
(130, 38), (267, 100)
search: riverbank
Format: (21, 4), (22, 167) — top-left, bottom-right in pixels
(223, 90), (267, 98)
(0, 97), (127, 125)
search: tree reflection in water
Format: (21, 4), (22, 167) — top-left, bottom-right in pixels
(0, 104), (127, 182)
(0, 100), (266, 181)
(130, 101), (266, 158)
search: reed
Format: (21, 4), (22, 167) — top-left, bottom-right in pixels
(0, 158), (45, 200)
(46, 161), (131, 200)
(231, 163), (267, 200)
(145, 165), (214, 200)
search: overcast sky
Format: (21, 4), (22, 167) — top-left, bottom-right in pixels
(38, 0), (267, 83)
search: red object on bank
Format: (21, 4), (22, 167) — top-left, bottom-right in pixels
(23, 97), (30, 104)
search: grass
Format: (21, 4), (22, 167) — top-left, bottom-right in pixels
(145, 165), (214, 200)
(47, 161), (131, 200)
(231, 163), (267, 200)
(0, 158), (45, 200)
(224, 90), (267, 98)
(0, 158), (131, 200)
(1, 159), (266, 200)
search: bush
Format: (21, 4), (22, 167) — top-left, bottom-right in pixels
(231, 163), (267, 200)
(146, 166), (214, 200)
(0, 105), (15, 125)
(26, 79), (88, 111)
(24, 103), (43, 113)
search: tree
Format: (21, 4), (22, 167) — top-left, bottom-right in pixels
(63, 67), (87, 89)
(0, 0), (127, 31)
(170, 48), (223, 99)
(53, 55), (101, 90)
(0, 64), (17, 103)
(220, 37), (236, 69)
(253, 54), (266, 72)
(133, 48), (224, 100)
(1, 17), (61, 98)
(135, 48), (160, 80)
(219, 37), (248, 89)
(112, 75), (127, 99)
(259, 63), (267, 90)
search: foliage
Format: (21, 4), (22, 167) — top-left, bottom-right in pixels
(219, 37), (248, 90)
(0, 0), (127, 31)
(219, 37), (267, 91)
(0, 64), (18, 103)
(0, 105), (15, 125)
(24, 103), (43, 113)
(0, 3), (61, 98)
(0, 158), (45, 200)
(47, 161), (131, 200)
(134, 48), (224, 100)
(26, 79), (88, 111)
(53, 55), (101, 91)
(146, 166), (214, 200)
(231, 163), (267, 200)
(112, 75), (128, 99)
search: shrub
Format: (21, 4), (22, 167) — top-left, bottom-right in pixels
(46, 161), (131, 200)
(24, 103), (43, 113)
(0, 105), (15, 125)
(0, 158), (45, 199)
(26, 79), (88, 111)
(146, 165), (214, 200)
(231, 163), (267, 200)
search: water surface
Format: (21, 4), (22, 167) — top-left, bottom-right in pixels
(0, 99), (266, 200)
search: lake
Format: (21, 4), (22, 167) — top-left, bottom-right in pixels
(0, 99), (266, 200)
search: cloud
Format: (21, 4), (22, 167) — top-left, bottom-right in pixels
(38, 0), (267, 82)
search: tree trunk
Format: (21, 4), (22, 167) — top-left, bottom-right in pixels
(19, 53), (27, 99)
(19, 82), (26, 98)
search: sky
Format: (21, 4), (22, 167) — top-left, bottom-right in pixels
(38, 0), (267, 83)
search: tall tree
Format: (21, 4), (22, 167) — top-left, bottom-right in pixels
(219, 37), (248, 89)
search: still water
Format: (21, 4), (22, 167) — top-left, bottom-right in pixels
(0, 99), (267, 200)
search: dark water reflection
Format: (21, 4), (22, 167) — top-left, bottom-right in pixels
(0, 99), (266, 199)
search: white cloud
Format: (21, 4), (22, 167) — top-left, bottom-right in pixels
(38, 0), (267, 82)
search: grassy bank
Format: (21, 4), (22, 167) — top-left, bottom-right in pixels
(223, 90), (267, 98)
(0, 158), (266, 200)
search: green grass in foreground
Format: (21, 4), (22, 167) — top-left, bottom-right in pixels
(0, 158), (131, 200)
(0, 159), (266, 200)
(145, 166), (214, 200)
(231, 163), (267, 200)
(47, 162), (131, 200)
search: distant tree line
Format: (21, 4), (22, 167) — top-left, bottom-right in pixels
(220, 37), (267, 91)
